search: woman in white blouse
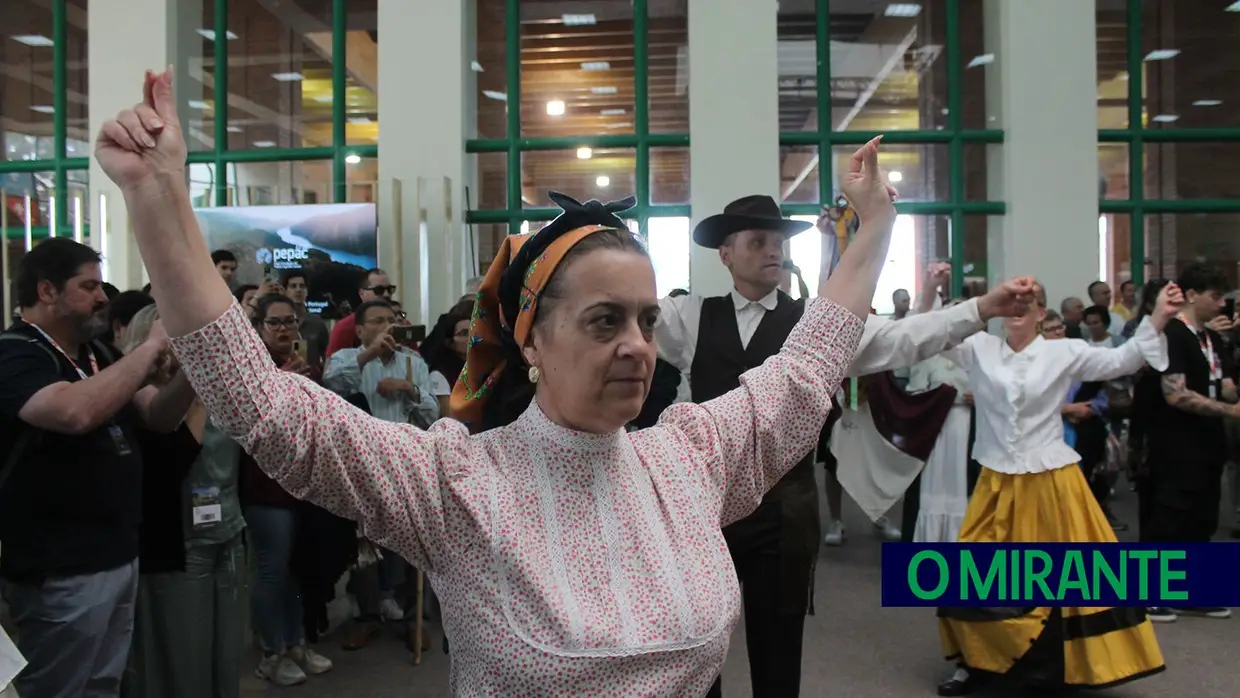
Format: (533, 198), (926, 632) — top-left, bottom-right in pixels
(935, 281), (1182, 697)
(94, 70), (926, 696)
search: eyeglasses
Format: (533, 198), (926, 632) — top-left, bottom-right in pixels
(364, 285), (397, 296)
(395, 310), (408, 320)
(262, 317), (299, 329)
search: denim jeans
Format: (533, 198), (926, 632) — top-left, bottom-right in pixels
(244, 507), (304, 654)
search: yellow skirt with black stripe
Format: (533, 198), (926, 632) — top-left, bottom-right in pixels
(938, 464), (1166, 688)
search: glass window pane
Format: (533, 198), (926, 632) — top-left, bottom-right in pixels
(2, 1), (55, 162)
(345, 156), (377, 203)
(345, 0), (378, 146)
(226, 0), (334, 150)
(521, 1), (635, 137)
(473, 152), (509, 209)
(66, 170), (89, 243)
(646, 217), (690, 296)
(1141, 0), (1240, 129)
(1099, 143), (1129, 200)
(225, 160), (331, 206)
(779, 145), (819, 204)
(776, 2), (817, 133)
(473, 223), (510, 273)
(0, 171), (52, 250)
(1146, 142), (1240, 200)
(521, 148), (636, 207)
(650, 146), (688, 205)
(828, 144), (986, 202)
(648, 0), (687, 134)
(1147, 213), (1240, 284)
(475, 0), (509, 139)
(1096, 0), (1128, 129)
(181, 0), (217, 151)
(1099, 213), (1134, 286)
(67, 0), (89, 154)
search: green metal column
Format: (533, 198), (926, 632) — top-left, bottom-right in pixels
(213, 0), (230, 206)
(634, 0), (649, 221)
(332, 0), (347, 203)
(1126, 0), (1145, 285)
(816, 0), (833, 205)
(505, 0), (522, 235)
(945, 0), (964, 299)
(53, 0), (67, 235)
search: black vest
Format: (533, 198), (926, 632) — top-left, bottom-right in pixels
(690, 292), (821, 556)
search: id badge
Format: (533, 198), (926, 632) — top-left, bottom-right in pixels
(191, 486), (222, 528)
(108, 425), (133, 456)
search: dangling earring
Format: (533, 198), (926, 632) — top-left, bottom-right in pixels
(528, 366), (541, 384)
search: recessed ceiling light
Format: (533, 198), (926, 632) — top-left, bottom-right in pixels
(591, 86), (618, 95)
(1227, 1), (1240, 11)
(577, 147), (593, 160)
(29, 105), (54, 114)
(482, 90), (508, 101)
(600, 108), (626, 116)
(313, 95), (333, 103)
(604, 122), (632, 129)
(562, 14), (596, 25)
(271, 72), (304, 82)
(546, 100), (566, 116)
(12, 35), (54, 47)
(196, 29), (238, 41)
(967, 53), (994, 68)
(253, 140), (276, 147)
(471, 61), (484, 72)
(1193, 99), (1222, 107)
(1152, 114), (1180, 123)
(348, 117), (371, 125)
(884, 3), (922, 18)
(1144, 49), (1180, 61)
(187, 100), (210, 109)
(888, 171), (904, 183)
(344, 154), (362, 165)
(226, 126), (243, 133)
(581, 62), (610, 71)
(596, 175), (610, 187)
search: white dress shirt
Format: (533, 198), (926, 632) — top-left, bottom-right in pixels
(941, 318), (1167, 475)
(656, 289), (986, 394)
(324, 347), (440, 426)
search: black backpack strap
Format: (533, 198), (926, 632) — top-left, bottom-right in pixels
(0, 333), (57, 495)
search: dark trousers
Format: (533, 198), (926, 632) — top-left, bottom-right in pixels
(706, 549), (814, 698)
(1140, 463), (1224, 543)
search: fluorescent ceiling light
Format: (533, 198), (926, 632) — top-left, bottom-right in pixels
(313, 95), (333, 103)
(581, 62), (610, 71)
(187, 100), (210, 109)
(271, 72), (304, 82)
(344, 154), (362, 165)
(546, 100), (566, 116)
(1144, 49), (1180, 61)
(600, 108), (626, 116)
(604, 122), (632, 129)
(888, 171), (904, 183)
(577, 147), (593, 159)
(29, 105), (54, 114)
(1152, 114), (1180, 123)
(12, 35), (54, 47)
(596, 175), (610, 187)
(884, 3), (922, 18)
(591, 86), (618, 95)
(348, 116), (372, 124)
(967, 53), (994, 68)
(482, 90), (507, 101)
(196, 29), (238, 41)
(471, 61), (484, 72)
(1228, 1), (1240, 11)
(226, 126), (243, 133)
(1193, 99), (1223, 106)
(253, 140), (276, 147)
(562, 14), (596, 25)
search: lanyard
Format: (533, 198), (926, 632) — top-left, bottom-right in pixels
(25, 322), (98, 380)
(1177, 313), (1221, 380)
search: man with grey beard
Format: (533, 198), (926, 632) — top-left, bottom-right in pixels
(0, 238), (196, 698)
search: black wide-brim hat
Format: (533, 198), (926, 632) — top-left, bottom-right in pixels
(692, 194), (813, 249)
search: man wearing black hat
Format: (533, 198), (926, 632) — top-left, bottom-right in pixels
(655, 194), (1023, 698)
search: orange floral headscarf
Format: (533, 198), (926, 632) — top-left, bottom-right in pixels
(450, 192), (636, 429)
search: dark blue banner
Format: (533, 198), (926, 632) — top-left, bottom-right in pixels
(881, 543), (1240, 607)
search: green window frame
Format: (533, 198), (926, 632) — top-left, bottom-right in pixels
(1097, 0), (1240, 287)
(0, 0), (371, 242)
(464, 0), (690, 236)
(778, 0), (1005, 299)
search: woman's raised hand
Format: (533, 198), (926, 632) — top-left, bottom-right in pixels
(95, 68), (187, 192)
(840, 137), (898, 224)
(1148, 283), (1185, 332)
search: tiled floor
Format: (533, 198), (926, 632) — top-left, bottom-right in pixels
(240, 474), (1239, 697)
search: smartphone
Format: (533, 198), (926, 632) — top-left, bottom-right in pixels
(391, 325), (426, 343)
(292, 339), (308, 361)
(1225, 298), (1236, 319)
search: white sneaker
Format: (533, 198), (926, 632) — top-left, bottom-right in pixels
(289, 644), (334, 675)
(823, 520), (845, 546)
(874, 516), (902, 542)
(256, 654), (307, 687)
(379, 597), (405, 622)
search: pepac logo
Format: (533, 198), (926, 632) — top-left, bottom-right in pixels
(255, 248), (273, 265)
(272, 247), (309, 263)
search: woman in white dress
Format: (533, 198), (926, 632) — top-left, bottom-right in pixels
(903, 349), (973, 543)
